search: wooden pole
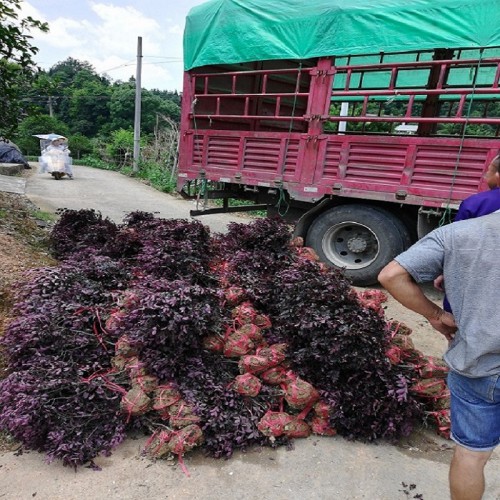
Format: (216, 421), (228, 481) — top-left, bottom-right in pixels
(133, 36), (143, 172)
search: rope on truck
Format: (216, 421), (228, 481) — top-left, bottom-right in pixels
(439, 49), (484, 226)
(275, 62), (303, 217)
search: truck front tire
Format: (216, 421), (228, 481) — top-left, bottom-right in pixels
(306, 205), (409, 286)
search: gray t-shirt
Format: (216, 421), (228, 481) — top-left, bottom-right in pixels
(395, 212), (500, 377)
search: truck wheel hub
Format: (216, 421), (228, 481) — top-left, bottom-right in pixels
(347, 237), (367, 253)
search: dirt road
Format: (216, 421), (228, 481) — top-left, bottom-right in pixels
(0, 165), (497, 500)
(25, 164), (248, 232)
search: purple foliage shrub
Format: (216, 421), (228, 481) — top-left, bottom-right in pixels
(175, 354), (285, 458)
(217, 223), (421, 441)
(50, 209), (118, 259)
(115, 278), (225, 380)
(0, 210), (422, 468)
(123, 215), (214, 282)
(0, 365), (125, 467)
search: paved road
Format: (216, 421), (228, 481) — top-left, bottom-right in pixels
(25, 164), (251, 233)
(2, 164), (499, 499)
(0, 430), (457, 500)
(0, 173), (25, 194)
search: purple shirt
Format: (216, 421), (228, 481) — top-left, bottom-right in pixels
(454, 187), (500, 222)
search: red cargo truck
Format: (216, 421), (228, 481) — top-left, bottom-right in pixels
(178, 0), (500, 285)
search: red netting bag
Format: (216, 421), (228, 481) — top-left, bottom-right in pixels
(317, 262), (329, 273)
(223, 330), (255, 357)
(105, 310), (126, 332)
(111, 354), (132, 371)
(168, 424), (204, 456)
(411, 378), (447, 399)
(224, 286), (247, 306)
(210, 260), (230, 278)
(260, 366), (288, 385)
(387, 320), (413, 337)
(289, 236), (304, 248)
(232, 373), (262, 397)
(283, 418), (311, 438)
(120, 387), (151, 417)
(418, 355), (449, 379)
(385, 345), (403, 365)
(283, 376), (320, 410)
(429, 409), (451, 439)
(391, 333), (415, 351)
(238, 354), (274, 375)
(132, 374), (158, 394)
(254, 314), (272, 329)
(403, 348), (425, 366)
(257, 411), (294, 437)
(202, 334), (225, 353)
(153, 384), (182, 413)
(119, 290), (140, 309)
(357, 289), (388, 315)
(168, 400), (201, 428)
(115, 335), (137, 358)
(431, 390), (451, 410)
(124, 357), (148, 378)
(231, 302), (257, 325)
(311, 416), (337, 436)
(296, 246), (320, 262)
(357, 289), (388, 305)
(258, 343), (287, 366)
(313, 400), (332, 420)
(237, 323), (264, 344)
(144, 429), (171, 459)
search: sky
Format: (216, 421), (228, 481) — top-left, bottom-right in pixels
(20, 0), (208, 92)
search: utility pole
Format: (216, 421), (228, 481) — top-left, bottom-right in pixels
(133, 36), (142, 173)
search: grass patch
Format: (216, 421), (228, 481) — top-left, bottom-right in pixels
(74, 155), (117, 170)
(133, 160), (176, 193)
(78, 156), (176, 193)
(31, 209), (56, 223)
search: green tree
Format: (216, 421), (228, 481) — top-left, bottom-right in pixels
(106, 128), (135, 166)
(0, 0), (48, 136)
(15, 115), (70, 156)
(107, 84), (136, 133)
(68, 81), (111, 136)
(47, 58), (112, 132)
(48, 58), (102, 87)
(29, 71), (64, 117)
(68, 133), (93, 159)
(108, 82), (181, 134)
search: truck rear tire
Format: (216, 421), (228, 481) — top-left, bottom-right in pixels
(306, 205), (407, 286)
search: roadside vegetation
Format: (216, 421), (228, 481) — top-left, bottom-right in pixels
(14, 57), (181, 193)
(1, 2), (180, 195)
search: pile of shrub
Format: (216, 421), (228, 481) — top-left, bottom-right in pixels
(0, 210), (430, 469)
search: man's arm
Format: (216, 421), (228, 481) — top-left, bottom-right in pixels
(378, 260), (457, 341)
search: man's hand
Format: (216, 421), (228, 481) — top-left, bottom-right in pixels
(427, 308), (457, 342)
(379, 260), (457, 341)
(433, 274), (445, 292)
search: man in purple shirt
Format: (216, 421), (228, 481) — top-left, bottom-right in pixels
(454, 154), (500, 222)
(435, 154), (500, 311)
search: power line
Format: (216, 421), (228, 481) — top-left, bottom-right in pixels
(100, 57), (182, 74)
(142, 56), (183, 60)
(100, 61), (136, 73)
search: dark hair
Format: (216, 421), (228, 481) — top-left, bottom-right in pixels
(493, 153), (500, 172)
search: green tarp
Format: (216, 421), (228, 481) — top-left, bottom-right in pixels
(184, 0), (500, 70)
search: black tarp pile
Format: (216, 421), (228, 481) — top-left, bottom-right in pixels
(0, 141), (29, 168)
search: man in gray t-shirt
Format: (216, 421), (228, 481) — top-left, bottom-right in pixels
(378, 212), (500, 500)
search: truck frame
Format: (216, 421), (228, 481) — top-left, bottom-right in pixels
(178, 3), (500, 285)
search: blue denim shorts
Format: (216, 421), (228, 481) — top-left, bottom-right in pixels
(447, 371), (500, 452)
